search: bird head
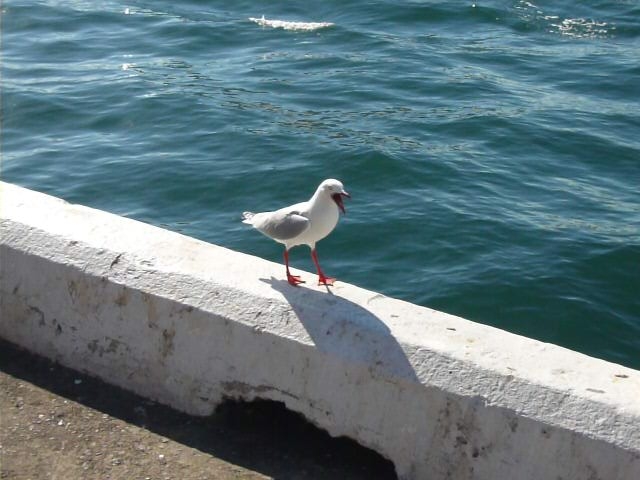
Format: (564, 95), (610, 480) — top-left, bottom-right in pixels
(320, 179), (350, 214)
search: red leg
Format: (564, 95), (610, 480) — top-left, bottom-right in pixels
(311, 248), (335, 286)
(284, 249), (304, 286)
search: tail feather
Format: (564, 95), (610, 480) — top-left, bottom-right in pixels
(241, 211), (255, 224)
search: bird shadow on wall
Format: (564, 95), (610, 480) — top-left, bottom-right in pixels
(260, 277), (419, 382)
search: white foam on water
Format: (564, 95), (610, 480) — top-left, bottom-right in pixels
(550, 17), (612, 38)
(514, 0), (615, 38)
(249, 15), (334, 32)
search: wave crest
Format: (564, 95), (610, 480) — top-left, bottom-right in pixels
(249, 16), (334, 32)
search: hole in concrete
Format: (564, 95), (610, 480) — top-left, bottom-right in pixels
(210, 398), (398, 479)
(0, 339), (398, 479)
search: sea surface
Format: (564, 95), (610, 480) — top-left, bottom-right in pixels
(2, 1), (639, 369)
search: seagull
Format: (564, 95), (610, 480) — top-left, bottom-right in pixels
(242, 179), (350, 286)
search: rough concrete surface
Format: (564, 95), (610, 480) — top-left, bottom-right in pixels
(1, 181), (640, 479)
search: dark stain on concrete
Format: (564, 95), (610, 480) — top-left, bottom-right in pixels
(106, 337), (121, 354)
(87, 337), (124, 357)
(143, 293), (158, 329)
(28, 305), (45, 326)
(114, 288), (129, 307)
(586, 388), (605, 394)
(67, 280), (78, 303)
(110, 253), (123, 269)
(87, 339), (99, 354)
(161, 329), (175, 358)
(508, 415), (518, 433)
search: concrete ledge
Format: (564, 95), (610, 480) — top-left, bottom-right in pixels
(1, 181), (639, 479)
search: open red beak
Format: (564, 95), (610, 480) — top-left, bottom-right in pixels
(332, 191), (350, 214)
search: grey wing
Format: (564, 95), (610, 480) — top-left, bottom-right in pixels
(254, 210), (310, 240)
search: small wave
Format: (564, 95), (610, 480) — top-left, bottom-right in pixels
(249, 15), (334, 32)
(513, 1), (615, 38)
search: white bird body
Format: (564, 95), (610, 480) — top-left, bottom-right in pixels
(242, 179), (350, 285)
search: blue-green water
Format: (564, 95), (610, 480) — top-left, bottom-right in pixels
(3, 1), (639, 369)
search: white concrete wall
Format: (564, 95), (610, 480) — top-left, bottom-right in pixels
(1, 180), (639, 480)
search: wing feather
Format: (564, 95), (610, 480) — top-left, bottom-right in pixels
(252, 210), (310, 240)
